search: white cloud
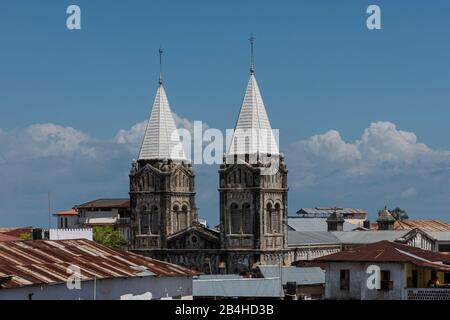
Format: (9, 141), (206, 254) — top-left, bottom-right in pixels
(401, 187), (417, 199)
(2, 119), (450, 226)
(288, 121), (450, 178)
(286, 121), (450, 218)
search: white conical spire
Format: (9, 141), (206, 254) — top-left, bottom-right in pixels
(138, 50), (186, 161)
(228, 73), (279, 156)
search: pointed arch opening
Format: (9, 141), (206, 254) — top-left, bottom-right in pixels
(230, 203), (240, 234)
(243, 203), (252, 234)
(140, 206), (149, 234)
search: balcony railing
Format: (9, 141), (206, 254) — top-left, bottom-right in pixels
(405, 288), (450, 300)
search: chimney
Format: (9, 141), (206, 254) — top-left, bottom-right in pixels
(377, 207), (396, 230)
(326, 208), (345, 231)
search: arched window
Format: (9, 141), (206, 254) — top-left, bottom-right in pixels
(172, 205), (180, 232)
(179, 205), (188, 230)
(230, 203), (240, 234)
(140, 206), (149, 234)
(148, 174), (155, 188)
(266, 203), (273, 233)
(150, 205), (159, 235)
(243, 203), (252, 234)
(272, 203), (281, 234)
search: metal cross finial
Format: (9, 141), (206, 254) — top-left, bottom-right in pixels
(159, 47), (163, 85)
(249, 35), (255, 74)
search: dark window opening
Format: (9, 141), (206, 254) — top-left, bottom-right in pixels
(340, 270), (350, 291)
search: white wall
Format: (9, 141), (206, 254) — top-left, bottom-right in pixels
(0, 276), (192, 300)
(49, 228), (93, 241)
(324, 262), (406, 300)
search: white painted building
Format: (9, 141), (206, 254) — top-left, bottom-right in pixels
(316, 241), (450, 300)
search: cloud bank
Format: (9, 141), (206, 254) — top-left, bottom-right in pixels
(1, 120), (450, 226)
(286, 121), (450, 220)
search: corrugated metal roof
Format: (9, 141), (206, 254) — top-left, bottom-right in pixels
(297, 208), (366, 217)
(288, 231), (341, 246)
(193, 277), (283, 298)
(0, 234), (20, 242)
(288, 217), (358, 232)
(332, 231), (411, 244)
(315, 241), (450, 272)
(77, 198), (129, 209)
(0, 239), (197, 289)
(258, 266), (325, 286)
(396, 220), (450, 232)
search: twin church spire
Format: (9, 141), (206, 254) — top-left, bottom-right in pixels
(138, 48), (187, 161)
(138, 38), (279, 161)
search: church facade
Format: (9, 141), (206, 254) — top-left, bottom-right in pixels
(130, 47), (291, 274)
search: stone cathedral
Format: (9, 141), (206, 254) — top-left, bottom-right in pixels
(130, 47), (289, 274)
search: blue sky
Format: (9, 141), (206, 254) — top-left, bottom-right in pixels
(1, 0), (450, 227)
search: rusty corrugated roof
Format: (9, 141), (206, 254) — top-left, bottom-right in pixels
(0, 234), (20, 242)
(315, 241), (450, 272)
(0, 227), (32, 238)
(0, 239), (197, 289)
(371, 220), (450, 232)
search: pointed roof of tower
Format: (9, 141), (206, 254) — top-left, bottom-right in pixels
(138, 50), (187, 161)
(227, 73), (279, 156)
(228, 36), (279, 156)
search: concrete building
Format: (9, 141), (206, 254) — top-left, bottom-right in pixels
(315, 241), (450, 300)
(54, 209), (79, 229)
(0, 239), (196, 300)
(257, 266), (325, 299)
(55, 199), (132, 242)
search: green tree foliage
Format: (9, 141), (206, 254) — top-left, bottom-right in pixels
(93, 226), (127, 248)
(19, 233), (32, 240)
(390, 207), (409, 221)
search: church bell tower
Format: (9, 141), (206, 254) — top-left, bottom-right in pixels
(130, 49), (197, 250)
(219, 38), (288, 271)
